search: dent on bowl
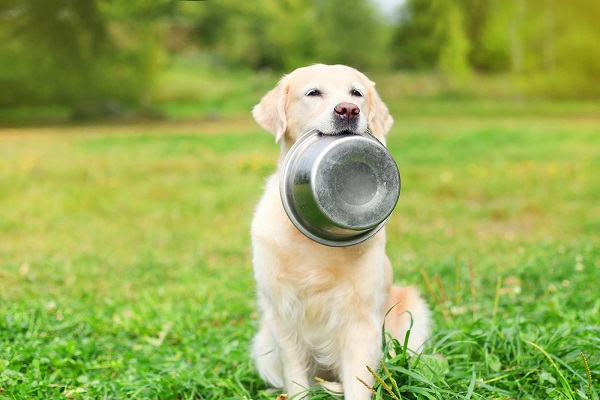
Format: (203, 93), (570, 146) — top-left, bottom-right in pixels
(280, 129), (401, 247)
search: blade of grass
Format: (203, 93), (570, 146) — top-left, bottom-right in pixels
(454, 257), (462, 305)
(492, 276), (502, 319)
(381, 360), (403, 400)
(420, 268), (449, 322)
(435, 274), (453, 321)
(465, 369), (476, 400)
(580, 352), (593, 400)
(357, 376), (378, 397)
(469, 258), (477, 320)
(366, 364), (401, 400)
(526, 341), (576, 400)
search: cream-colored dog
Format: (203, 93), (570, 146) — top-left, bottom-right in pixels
(251, 64), (430, 399)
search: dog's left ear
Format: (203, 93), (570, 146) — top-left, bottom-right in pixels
(367, 83), (393, 143)
(252, 76), (289, 143)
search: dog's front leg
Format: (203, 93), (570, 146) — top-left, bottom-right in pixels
(276, 334), (311, 398)
(341, 318), (382, 400)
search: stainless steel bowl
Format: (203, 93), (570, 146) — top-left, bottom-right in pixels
(280, 130), (401, 247)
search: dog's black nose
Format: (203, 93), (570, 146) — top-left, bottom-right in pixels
(334, 103), (360, 121)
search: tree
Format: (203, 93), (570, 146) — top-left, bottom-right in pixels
(313, 0), (390, 71)
(0, 0), (165, 114)
(390, 0), (445, 70)
(437, 1), (471, 80)
(460, 0), (510, 72)
(182, 0), (389, 72)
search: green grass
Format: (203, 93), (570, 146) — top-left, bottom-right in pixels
(1, 95), (600, 398)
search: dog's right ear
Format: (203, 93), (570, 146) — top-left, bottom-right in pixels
(367, 81), (393, 144)
(252, 76), (289, 143)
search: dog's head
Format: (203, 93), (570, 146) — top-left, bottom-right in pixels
(253, 64), (393, 147)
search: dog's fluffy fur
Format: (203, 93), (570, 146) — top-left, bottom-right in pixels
(251, 64), (431, 399)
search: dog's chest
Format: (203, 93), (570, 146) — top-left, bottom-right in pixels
(273, 245), (377, 320)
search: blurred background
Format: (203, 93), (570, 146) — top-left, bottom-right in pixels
(1, 0), (599, 124)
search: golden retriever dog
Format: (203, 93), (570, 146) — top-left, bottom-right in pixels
(251, 64), (431, 399)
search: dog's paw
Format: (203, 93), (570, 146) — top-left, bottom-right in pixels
(316, 377), (344, 397)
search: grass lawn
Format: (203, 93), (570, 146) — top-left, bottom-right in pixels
(1, 94), (599, 398)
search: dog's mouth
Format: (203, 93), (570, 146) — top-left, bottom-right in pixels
(319, 129), (355, 136)
(319, 124), (366, 136)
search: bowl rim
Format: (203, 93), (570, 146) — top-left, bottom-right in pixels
(279, 129), (399, 247)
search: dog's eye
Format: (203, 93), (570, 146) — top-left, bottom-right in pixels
(351, 89), (363, 97)
(305, 89), (322, 97)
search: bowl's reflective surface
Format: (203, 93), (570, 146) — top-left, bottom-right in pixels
(280, 130), (400, 247)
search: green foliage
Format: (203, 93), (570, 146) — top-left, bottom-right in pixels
(391, 0), (600, 98)
(522, 0), (600, 99)
(436, 1), (471, 81)
(178, 0), (389, 72)
(391, 0), (445, 70)
(460, 0), (510, 73)
(0, 0), (165, 109)
(1, 0), (600, 110)
(362, 317), (600, 399)
(311, 0), (390, 71)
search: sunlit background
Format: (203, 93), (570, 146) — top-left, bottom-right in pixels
(1, 0), (599, 122)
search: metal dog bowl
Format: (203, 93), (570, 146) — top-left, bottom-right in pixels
(280, 130), (400, 247)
